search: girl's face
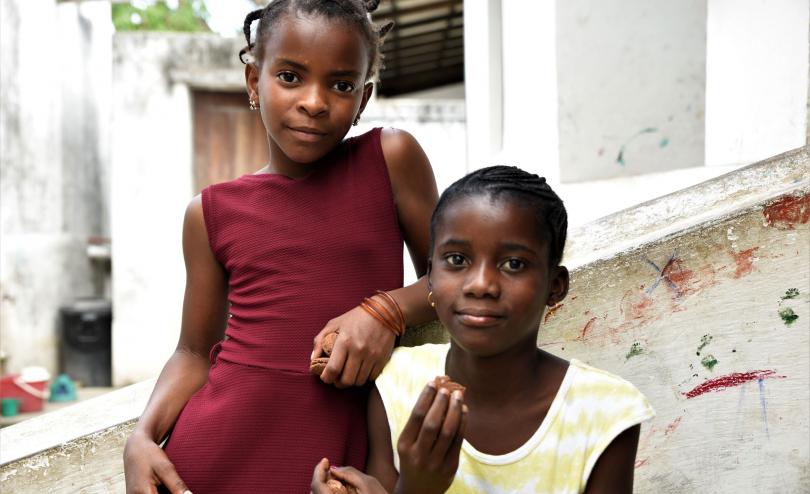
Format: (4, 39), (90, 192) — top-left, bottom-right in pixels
(429, 195), (569, 357)
(246, 14), (373, 177)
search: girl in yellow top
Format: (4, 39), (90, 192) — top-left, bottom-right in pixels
(312, 165), (654, 494)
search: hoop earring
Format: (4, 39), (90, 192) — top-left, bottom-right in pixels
(249, 99), (259, 111)
(353, 115), (360, 126)
(427, 291), (436, 308)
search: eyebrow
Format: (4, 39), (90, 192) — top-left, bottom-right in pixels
(274, 58), (362, 78)
(439, 238), (537, 255)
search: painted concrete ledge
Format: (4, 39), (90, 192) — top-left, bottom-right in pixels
(1, 146), (806, 491)
(562, 145), (809, 268)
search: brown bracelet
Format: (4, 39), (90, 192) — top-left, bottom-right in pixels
(359, 291), (406, 337)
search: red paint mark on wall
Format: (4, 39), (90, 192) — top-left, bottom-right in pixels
(683, 370), (785, 399)
(634, 458), (649, 469)
(629, 296), (653, 319)
(576, 317), (597, 341)
(664, 416), (682, 437)
(731, 247), (759, 278)
(544, 303), (563, 323)
(764, 194), (810, 229)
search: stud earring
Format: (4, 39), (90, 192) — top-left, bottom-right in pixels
(353, 115), (360, 126)
(249, 99), (259, 111)
(427, 291), (436, 308)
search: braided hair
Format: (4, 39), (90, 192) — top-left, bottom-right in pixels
(239, 0), (394, 80)
(430, 166), (568, 266)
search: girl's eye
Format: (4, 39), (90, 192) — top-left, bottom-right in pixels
(444, 254), (467, 266)
(277, 72), (299, 84)
(501, 258), (526, 272)
(334, 81), (355, 93)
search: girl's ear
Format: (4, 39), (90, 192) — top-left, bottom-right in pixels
(355, 82), (374, 121)
(245, 63), (260, 103)
(546, 266), (569, 307)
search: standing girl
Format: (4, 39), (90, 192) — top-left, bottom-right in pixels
(314, 166), (655, 494)
(123, 1), (438, 493)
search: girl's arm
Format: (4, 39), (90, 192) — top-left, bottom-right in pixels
(316, 129), (439, 387)
(367, 383), (466, 494)
(583, 424), (641, 494)
(124, 196), (228, 494)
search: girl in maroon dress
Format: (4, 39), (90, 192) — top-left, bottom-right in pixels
(123, 2), (438, 492)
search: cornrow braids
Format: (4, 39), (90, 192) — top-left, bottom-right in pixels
(238, 0), (394, 80)
(430, 165), (569, 266)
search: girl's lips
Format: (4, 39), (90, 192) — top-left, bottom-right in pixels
(455, 311), (504, 328)
(288, 126), (327, 142)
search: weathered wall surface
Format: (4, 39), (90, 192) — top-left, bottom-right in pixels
(6, 148), (803, 492)
(0, 0), (112, 376)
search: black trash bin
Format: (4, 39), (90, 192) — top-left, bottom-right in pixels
(59, 298), (112, 387)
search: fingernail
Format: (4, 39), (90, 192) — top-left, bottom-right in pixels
(452, 390), (462, 401)
(462, 404), (469, 413)
(183, 491), (193, 494)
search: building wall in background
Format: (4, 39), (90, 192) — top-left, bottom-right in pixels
(0, 0), (111, 377)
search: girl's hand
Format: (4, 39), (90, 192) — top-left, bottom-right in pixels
(123, 431), (190, 494)
(394, 382), (467, 494)
(312, 305), (396, 388)
(311, 458), (389, 494)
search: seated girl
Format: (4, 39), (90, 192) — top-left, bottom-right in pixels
(313, 165), (655, 494)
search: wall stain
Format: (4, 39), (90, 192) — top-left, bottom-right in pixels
(730, 247), (759, 278)
(664, 416), (682, 438)
(626, 341), (644, 360)
(696, 334), (712, 355)
(700, 354), (718, 371)
(758, 378), (770, 439)
(763, 193), (810, 229)
(616, 127), (658, 166)
(576, 317), (598, 341)
(544, 303), (563, 323)
(781, 288), (799, 300)
(778, 307), (798, 326)
(683, 370), (785, 399)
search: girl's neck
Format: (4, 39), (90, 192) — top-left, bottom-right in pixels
(445, 337), (561, 407)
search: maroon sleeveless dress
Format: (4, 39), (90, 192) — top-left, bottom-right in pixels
(163, 128), (403, 493)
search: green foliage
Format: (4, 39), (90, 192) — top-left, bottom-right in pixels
(112, 0), (210, 32)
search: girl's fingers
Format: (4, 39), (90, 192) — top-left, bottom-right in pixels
(444, 403), (468, 465)
(154, 460), (190, 494)
(311, 330), (326, 360)
(414, 386), (451, 452)
(428, 389), (464, 462)
(320, 339), (347, 385)
(354, 358), (373, 387)
(399, 382), (438, 446)
(312, 457), (330, 484)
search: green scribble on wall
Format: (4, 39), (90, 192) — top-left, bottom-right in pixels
(616, 127), (659, 166)
(626, 342), (644, 360)
(782, 288), (800, 300)
(701, 354), (718, 371)
(659, 137), (669, 148)
(696, 334), (712, 355)
(779, 307), (799, 326)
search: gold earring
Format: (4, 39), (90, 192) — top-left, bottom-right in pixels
(249, 99), (259, 111)
(427, 291), (436, 308)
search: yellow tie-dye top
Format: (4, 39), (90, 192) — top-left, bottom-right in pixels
(375, 344), (655, 494)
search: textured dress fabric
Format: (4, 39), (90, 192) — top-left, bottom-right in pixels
(163, 128), (403, 493)
(375, 344), (655, 494)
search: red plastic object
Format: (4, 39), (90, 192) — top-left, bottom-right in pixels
(0, 374), (48, 413)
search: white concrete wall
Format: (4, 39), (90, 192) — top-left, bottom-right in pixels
(705, 0), (809, 167)
(0, 0), (112, 377)
(556, 0), (707, 182)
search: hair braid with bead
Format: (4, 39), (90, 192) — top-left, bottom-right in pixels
(430, 165), (569, 266)
(238, 0), (394, 80)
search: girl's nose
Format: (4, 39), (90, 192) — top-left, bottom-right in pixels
(298, 85), (328, 117)
(463, 262), (500, 298)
